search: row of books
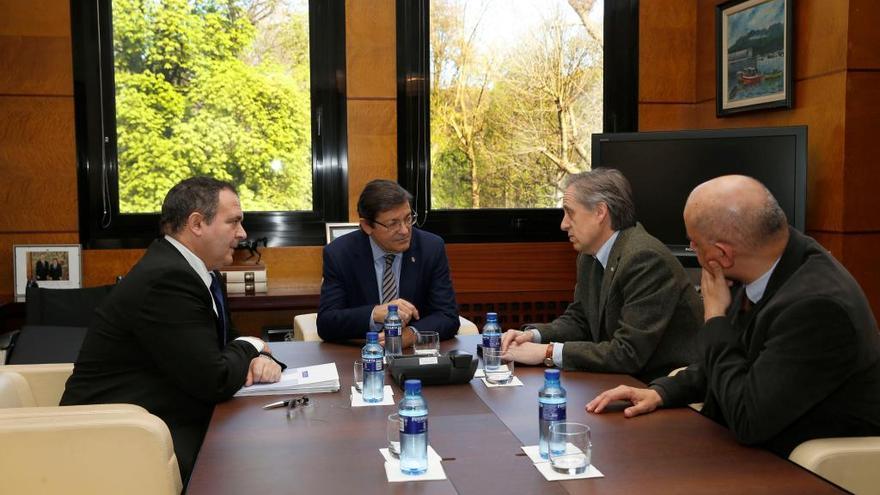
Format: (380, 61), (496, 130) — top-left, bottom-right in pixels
(220, 264), (267, 295)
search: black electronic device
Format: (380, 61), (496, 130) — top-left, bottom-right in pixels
(388, 351), (478, 386)
(592, 126), (807, 265)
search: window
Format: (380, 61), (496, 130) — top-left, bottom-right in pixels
(397, 0), (638, 242)
(71, 0), (348, 248)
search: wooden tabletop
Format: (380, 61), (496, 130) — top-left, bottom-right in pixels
(187, 336), (843, 495)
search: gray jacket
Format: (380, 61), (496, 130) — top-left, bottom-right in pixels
(533, 223), (702, 382)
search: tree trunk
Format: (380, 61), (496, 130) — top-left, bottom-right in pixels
(467, 143), (480, 208)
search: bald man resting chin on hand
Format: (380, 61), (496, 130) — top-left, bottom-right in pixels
(586, 175), (880, 458)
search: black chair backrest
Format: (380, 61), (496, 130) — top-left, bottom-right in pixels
(25, 285), (116, 327)
(6, 325), (89, 365)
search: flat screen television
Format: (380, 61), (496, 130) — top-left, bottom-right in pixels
(592, 126), (807, 262)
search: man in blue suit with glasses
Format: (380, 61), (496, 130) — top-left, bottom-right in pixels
(317, 179), (459, 345)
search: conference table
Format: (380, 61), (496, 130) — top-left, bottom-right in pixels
(187, 336), (843, 494)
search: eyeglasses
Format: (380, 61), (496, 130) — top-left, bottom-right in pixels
(372, 210), (417, 232)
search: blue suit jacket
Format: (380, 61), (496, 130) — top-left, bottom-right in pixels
(317, 228), (459, 341)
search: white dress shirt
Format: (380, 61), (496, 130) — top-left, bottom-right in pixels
(164, 235), (263, 353)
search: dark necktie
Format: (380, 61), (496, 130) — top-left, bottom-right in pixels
(590, 259), (605, 338)
(209, 273), (228, 346)
(741, 294), (753, 313)
(733, 287), (754, 329)
(381, 253), (397, 303)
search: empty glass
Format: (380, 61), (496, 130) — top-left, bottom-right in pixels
(483, 347), (514, 384)
(549, 422), (591, 475)
(413, 331), (440, 356)
(387, 413), (402, 458)
(353, 360), (363, 393)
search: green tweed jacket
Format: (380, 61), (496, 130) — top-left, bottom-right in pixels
(532, 223), (702, 382)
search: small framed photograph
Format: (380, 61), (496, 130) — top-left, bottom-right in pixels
(13, 244), (83, 299)
(325, 223), (360, 244)
(716, 0), (793, 116)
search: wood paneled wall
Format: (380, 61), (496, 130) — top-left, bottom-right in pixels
(0, 0), (78, 294)
(639, 0), (880, 315)
(3, 0), (876, 329)
(0, 0), (576, 335)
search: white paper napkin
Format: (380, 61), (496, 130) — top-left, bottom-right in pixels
(521, 445), (547, 464)
(534, 462), (603, 480)
(520, 445), (604, 480)
(477, 363), (513, 377)
(381, 446), (447, 482)
(350, 385), (395, 407)
(379, 446), (442, 464)
(481, 376), (524, 388)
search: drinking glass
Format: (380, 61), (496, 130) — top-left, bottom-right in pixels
(386, 413), (402, 458)
(549, 422), (591, 475)
(413, 331), (440, 356)
(483, 347), (514, 384)
(353, 360), (363, 393)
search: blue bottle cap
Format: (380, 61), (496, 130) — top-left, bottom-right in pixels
(366, 332), (378, 342)
(389, 304), (398, 312)
(544, 369), (561, 381)
(486, 312), (498, 321)
(404, 379), (422, 394)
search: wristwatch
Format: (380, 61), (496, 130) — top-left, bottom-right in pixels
(543, 343), (555, 367)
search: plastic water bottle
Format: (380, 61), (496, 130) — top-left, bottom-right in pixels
(384, 304), (403, 358)
(538, 368), (566, 459)
(399, 379), (428, 475)
(482, 312), (502, 369)
(361, 332), (384, 403)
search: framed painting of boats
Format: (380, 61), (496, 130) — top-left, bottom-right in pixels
(716, 0), (793, 116)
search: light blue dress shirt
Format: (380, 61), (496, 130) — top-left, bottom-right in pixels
(368, 236), (402, 332)
(164, 235), (263, 352)
(745, 257), (781, 304)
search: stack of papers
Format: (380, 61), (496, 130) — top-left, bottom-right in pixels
(234, 363), (340, 397)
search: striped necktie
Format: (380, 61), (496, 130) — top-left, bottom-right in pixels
(381, 253), (397, 303)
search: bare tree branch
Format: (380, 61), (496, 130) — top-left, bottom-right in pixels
(567, 0), (603, 44)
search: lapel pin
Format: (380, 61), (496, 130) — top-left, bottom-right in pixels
(411, 256), (416, 263)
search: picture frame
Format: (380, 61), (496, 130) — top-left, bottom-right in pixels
(325, 222), (360, 245)
(716, 0), (793, 116)
(13, 244), (83, 300)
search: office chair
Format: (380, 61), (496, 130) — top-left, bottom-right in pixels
(25, 284), (116, 326)
(0, 364), (182, 494)
(789, 437), (880, 495)
(3, 284), (115, 365)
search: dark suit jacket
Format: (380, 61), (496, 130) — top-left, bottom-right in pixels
(532, 223), (702, 382)
(317, 228), (459, 341)
(61, 238), (259, 478)
(34, 260), (48, 280)
(48, 262), (62, 280)
(651, 228), (880, 456)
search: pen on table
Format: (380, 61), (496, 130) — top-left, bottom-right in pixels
(262, 399), (291, 410)
(263, 396), (309, 410)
